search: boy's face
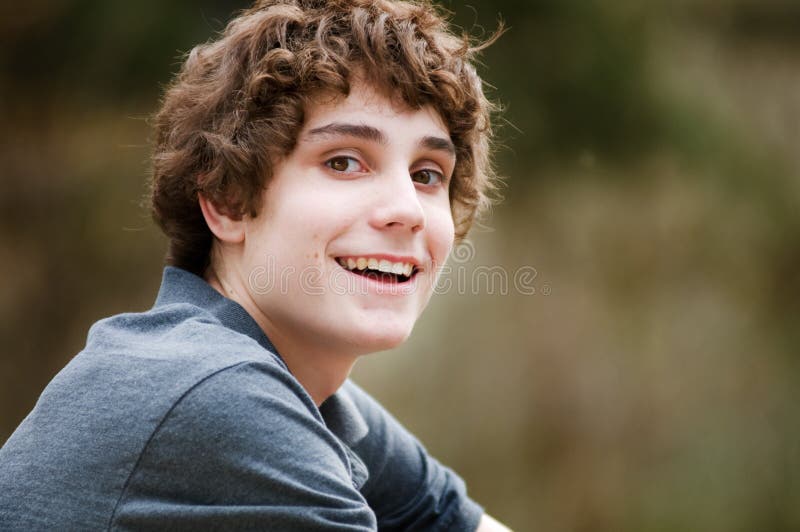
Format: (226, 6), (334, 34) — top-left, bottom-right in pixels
(235, 81), (456, 357)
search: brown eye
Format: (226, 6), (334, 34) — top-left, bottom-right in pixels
(411, 169), (443, 186)
(326, 156), (359, 172)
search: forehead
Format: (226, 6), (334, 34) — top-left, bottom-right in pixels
(302, 81), (450, 139)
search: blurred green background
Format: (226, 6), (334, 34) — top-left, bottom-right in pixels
(2, 1), (799, 530)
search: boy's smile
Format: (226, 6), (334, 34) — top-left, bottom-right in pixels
(335, 254), (419, 283)
(216, 80), (456, 373)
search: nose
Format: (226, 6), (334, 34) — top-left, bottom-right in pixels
(369, 167), (426, 233)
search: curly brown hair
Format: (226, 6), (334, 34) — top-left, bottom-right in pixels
(150, 0), (500, 275)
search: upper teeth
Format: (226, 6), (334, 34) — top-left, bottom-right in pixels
(337, 257), (415, 277)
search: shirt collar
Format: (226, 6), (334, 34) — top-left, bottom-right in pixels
(153, 266), (282, 365)
(319, 384), (370, 447)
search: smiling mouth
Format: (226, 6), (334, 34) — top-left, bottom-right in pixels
(335, 257), (419, 284)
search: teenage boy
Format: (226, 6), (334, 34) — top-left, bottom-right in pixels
(0, 1), (510, 530)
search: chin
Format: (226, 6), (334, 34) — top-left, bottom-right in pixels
(348, 322), (414, 355)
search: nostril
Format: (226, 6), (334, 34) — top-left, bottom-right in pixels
(384, 220), (424, 231)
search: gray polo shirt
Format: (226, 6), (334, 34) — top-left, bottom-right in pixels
(0, 267), (482, 531)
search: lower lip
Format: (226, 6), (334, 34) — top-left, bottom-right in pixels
(334, 263), (420, 296)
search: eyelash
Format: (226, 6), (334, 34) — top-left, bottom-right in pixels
(324, 155), (447, 188)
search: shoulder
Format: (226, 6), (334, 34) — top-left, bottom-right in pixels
(153, 359), (325, 445)
(86, 301), (274, 366)
(110, 361), (375, 529)
(2, 303), (377, 530)
(78, 301), (330, 462)
(72, 300), (298, 398)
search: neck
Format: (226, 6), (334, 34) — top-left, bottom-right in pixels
(205, 266), (355, 406)
(264, 326), (358, 406)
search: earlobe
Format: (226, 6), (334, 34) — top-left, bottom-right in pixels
(198, 193), (245, 244)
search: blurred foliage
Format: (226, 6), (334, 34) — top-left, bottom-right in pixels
(2, 1), (800, 531)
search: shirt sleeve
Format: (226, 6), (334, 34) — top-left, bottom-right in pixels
(109, 362), (377, 531)
(341, 380), (484, 532)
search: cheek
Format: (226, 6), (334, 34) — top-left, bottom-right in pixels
(427, 206), (455, 265)
(278, 191), (351, 243)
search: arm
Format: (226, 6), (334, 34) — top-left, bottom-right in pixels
(340, 381), (495, 531)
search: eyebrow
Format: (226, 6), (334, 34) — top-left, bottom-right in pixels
(306, 123), (388, 145)
(305, 122), (456, 156)
(419, 135), (456, 156)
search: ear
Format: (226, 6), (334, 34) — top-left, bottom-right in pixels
(198, 193), (245, 244)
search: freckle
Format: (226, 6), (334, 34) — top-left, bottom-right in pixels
(314, 252), (319, 259)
